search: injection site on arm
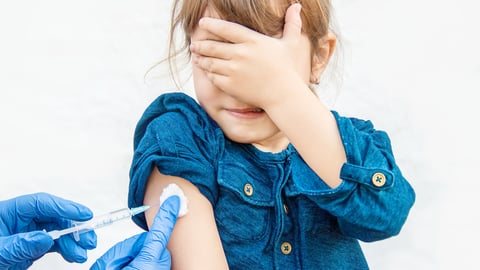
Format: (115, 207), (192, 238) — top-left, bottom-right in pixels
(160, 183), (189, 217)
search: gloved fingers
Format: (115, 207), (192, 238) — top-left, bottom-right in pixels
(9, 261), (34, 270)
(137, 196), (180, 261)
(50, 238), (86, 263)
(15, 192), (93, 222)
(90, 233), (147, 270)
(0, 231), (53, 268)
(75, 230), (97, 250)
(116, 197), (179, 270)
(125, 249), (172, 270)
(51, 230), (97, 263)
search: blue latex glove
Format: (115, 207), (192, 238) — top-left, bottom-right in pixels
(91, 196), (180, 270)
(0, 192), (97, 269)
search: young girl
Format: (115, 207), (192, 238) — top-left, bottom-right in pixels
(128, 0), (415, 269)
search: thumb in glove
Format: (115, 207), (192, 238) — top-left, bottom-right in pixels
(0, 231), (53, 269)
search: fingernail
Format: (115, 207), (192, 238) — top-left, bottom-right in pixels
(295, 3), (302, 14)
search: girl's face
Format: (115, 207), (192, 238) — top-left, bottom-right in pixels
(191, 7), (314, 153)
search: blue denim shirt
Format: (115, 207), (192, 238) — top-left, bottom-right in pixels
(128, 93), (415, 269)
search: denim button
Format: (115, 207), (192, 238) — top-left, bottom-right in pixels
(243, 183), (254, 196)
(283, 203), (289, 215)
(372, 172), (386, 187)
(281, 242), (292, 255)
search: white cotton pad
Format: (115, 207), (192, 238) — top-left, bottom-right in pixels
(159, 183), (188, 217)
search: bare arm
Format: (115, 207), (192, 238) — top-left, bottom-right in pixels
(143, 167), (229, 270)
(264, 81), (345, 188)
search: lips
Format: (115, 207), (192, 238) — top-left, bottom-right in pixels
(228, 108), (264, 113)
(226, 107), (265, 119)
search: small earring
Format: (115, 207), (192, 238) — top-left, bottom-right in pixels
(310, 76), (320, 85)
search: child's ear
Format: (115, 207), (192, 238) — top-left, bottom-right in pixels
(310, 32), (336, 84)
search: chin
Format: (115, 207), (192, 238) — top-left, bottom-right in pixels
(224, 133), (255, 144)
(221, 129), (257, 143)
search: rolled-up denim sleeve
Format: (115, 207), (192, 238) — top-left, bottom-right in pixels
(303, 111), (415, 242)
(127, 94), (219, 230)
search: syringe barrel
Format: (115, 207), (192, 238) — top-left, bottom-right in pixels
(47, 205), (149, 241)
(76, 208), (132, 231)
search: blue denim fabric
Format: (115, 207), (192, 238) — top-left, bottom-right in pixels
(128, 93), (415, 269)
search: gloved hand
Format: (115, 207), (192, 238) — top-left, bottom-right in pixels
(91, 195), (180, 270)
(0, 192), (97, 269)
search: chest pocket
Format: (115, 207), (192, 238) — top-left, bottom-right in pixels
(215, 161), (275, 241)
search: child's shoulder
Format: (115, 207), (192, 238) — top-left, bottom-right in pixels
(331, 110), (380, 134)
(331, 110), (393, 151)
(133, 92), (219, 150)
(140, 92), (209, 127)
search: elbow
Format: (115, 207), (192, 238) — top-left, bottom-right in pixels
(340, 194), (415, 243)
(340, 218), (407, 242)
(357, 223), (403, 243)
(362, 178), (416, 242)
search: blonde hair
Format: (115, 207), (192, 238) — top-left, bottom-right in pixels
(166, 0), (334, 89)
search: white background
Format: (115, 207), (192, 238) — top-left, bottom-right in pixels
(1, 0), (479, 269)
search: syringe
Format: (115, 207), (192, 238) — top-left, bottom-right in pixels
(47, 205), (150, 241)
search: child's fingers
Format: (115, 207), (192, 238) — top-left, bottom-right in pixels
(199, 17), (258, 44)
(205, 73), (230, 93)
(192, 55), (231, 90)
(190, 39), (233, 60)
(193, 54), (231, 76)
(282, 3), (302, 43)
